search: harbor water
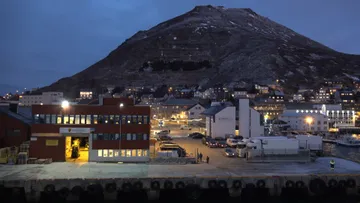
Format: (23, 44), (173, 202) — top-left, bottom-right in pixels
(323, 143), (360, 163)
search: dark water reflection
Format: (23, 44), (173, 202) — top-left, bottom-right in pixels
(323, 143), (360, 163)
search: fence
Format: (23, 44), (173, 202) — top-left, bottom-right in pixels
(246, 149), (311, 163)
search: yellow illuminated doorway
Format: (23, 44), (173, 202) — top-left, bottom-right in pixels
(65, 135), (89, 162)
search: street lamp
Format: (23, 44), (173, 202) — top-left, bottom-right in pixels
(119, 103), (124, 157)
(61, 100), (69, 109)
(305, 116), (313, 132)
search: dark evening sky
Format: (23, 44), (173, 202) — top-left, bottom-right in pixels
(1, 0), (359, 94)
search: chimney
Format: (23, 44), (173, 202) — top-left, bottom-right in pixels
(9, 103), (18, 114)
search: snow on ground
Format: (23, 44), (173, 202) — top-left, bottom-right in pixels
(229, 21), (237, 25)
(316, 157), (360, 170)
(248, 14), (255, 18)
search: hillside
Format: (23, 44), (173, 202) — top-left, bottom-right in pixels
(40, 5), (360, 97)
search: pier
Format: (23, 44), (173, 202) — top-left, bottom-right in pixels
(0, 157), (359, 202)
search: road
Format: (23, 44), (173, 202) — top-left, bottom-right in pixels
(156, 137), (243, 167)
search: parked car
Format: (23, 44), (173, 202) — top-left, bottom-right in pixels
(159, 141), (176, 147)
(216, 140), (227, 148)
(180, 125), (191, 130)
(202, 136), (212, 145)
(158, 135), (173, 141)
(233, 136), (244, 140)
(188, 132), (205, 139)
(226, 138), (241, 148)
(208, 139), (218, 148)
(156, 130), (170, 137)
(223, 148), (236, 157)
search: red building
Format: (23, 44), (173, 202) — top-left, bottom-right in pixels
(0, 104), (32, 148)
(29, 97), (151, 162)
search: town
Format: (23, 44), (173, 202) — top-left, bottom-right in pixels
(1, 78), (360, 201)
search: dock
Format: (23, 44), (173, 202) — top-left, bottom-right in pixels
(323, 139), (337, 144)
(0, 157), (359, 201)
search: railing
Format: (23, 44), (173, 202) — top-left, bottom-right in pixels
(246, 149), (311, 162)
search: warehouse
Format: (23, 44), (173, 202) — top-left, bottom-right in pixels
(29, 97), (151, 162)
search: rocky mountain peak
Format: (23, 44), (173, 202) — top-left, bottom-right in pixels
(40, 5), (360, 98)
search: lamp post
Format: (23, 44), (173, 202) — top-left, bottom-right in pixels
(305, 116), (313, 132)
(119, 103), (124, 157)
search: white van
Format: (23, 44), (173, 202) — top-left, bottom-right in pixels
(180, 125), (191, 130)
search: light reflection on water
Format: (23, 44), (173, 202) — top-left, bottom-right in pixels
(323, 143), (360, 162)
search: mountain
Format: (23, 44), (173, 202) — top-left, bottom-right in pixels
(41, 5), (360, 97)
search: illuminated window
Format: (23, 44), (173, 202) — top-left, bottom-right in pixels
(63, 115), (69, 124)
(45, 115), (51, 124)
(137, 116), (142, 124)
(93, 115), (98, 124)
(143, 150), (149, 157)
(137, 149), (143, 157)
(132, 134), (136, 140)
(98, 150), (102, 157)
(80, 115), (86, 124)
(126, 150), (131, 157)
(86, 115), (91, 124)
(114, 150), (119, 157)
(57, 115), (62, 124)
(131, 149), (136, 157)
(69, 115), (74, 124)
(143, 116), (149, 124)
(51, 115), (56, 124)
(103, 150), (108, 157)
(75, 115), (80, 124)
(121, 150), (126, 157)
(109, 150), (113, 157)
(109, 115), (114, 124)
(115, 115), (120, 124)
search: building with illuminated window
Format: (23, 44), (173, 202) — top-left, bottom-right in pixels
(29, 97), (150, 162)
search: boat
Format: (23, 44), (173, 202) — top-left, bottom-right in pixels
(336, 135), (360, 147)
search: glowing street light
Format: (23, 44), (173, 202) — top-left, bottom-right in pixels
(61, 100), (69, 109)
(305, 116), (313, 132)
(119, 103), (124, 108)
(119, 103), (124, 155)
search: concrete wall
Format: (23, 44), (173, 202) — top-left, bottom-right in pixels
(212, 107), (236, 138)
(250, 108), (264, 137)
(239, 99), (250, 138)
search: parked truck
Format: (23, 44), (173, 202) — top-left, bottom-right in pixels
(294, 135), (322, 152)
(236, 137), (300, 158)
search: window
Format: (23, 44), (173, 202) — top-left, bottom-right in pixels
(34, 114), (40, 123)
(132, 115), (137, 124)
(137, 116), (143, 124)
(137, 149), (143, 157)
(126, 115), (131, 124)
(143, 150), (148, 157)
(57, 115), (62, 124)
(122, 116), (126, 124)
(103, 133), (109, 140)
(93, 115), (98, 124)
(127, 133), (131, 140)
(143, 134), (148, 140)
(39, 114), (45, 123)
(98, 150), (102, 157)
(98, 115), (104, 124)
(317, 121), (321, 125)
(114, 150), (119, 157)
(69, 115), (75, 124)
(80, 115), (86, 124)
(104, 115), (109, 124)
(131, 149), (136, 157)
(92, 134), (98, 140)
(103, 150), (108, 157)
(45, 114), (51, 124)
(75, 115), (80, 124)
(121, 133), (126, 140)
(324, 121), (327, 124)
(86, 115), (91, 124)
(136, 134), (143, 140)
(51, 115), (56, 124)
(109, 115), (114, 124)
(132, 134), (136, 140)
(121, 150), (126, 157)
(143, 116), (149, 124)
(97, 133), (104, 140)
(63, 115), (69, 124)
(115, 134), (120, 140)
(126, 150), (131, 157)
(109, 150), (114, 157)
(115, 115), (120, 124)
(109, 134), (115, 140)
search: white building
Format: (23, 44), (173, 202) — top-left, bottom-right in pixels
(233, 88), (247, 99)
(293, 93), (304, 102)
(186, 103), (205, 120)
(201, 102), (236, 138)
(238, 99), (265, 138)
(279, 110), (329, 132)
(19, 92), (64, 106)
(280, 103), (355, 131)
(80, 89), (93, 99)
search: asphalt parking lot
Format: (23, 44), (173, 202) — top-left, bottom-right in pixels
(156, 137), (246, 167)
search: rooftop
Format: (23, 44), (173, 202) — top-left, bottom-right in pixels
(0, 106), (32, 125)
(201, 104), (231, 116)
(285, 103), (316, 110)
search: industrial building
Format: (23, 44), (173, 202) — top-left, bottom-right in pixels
(29, 97), (151, 162)
(238, 99), (265, 138)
